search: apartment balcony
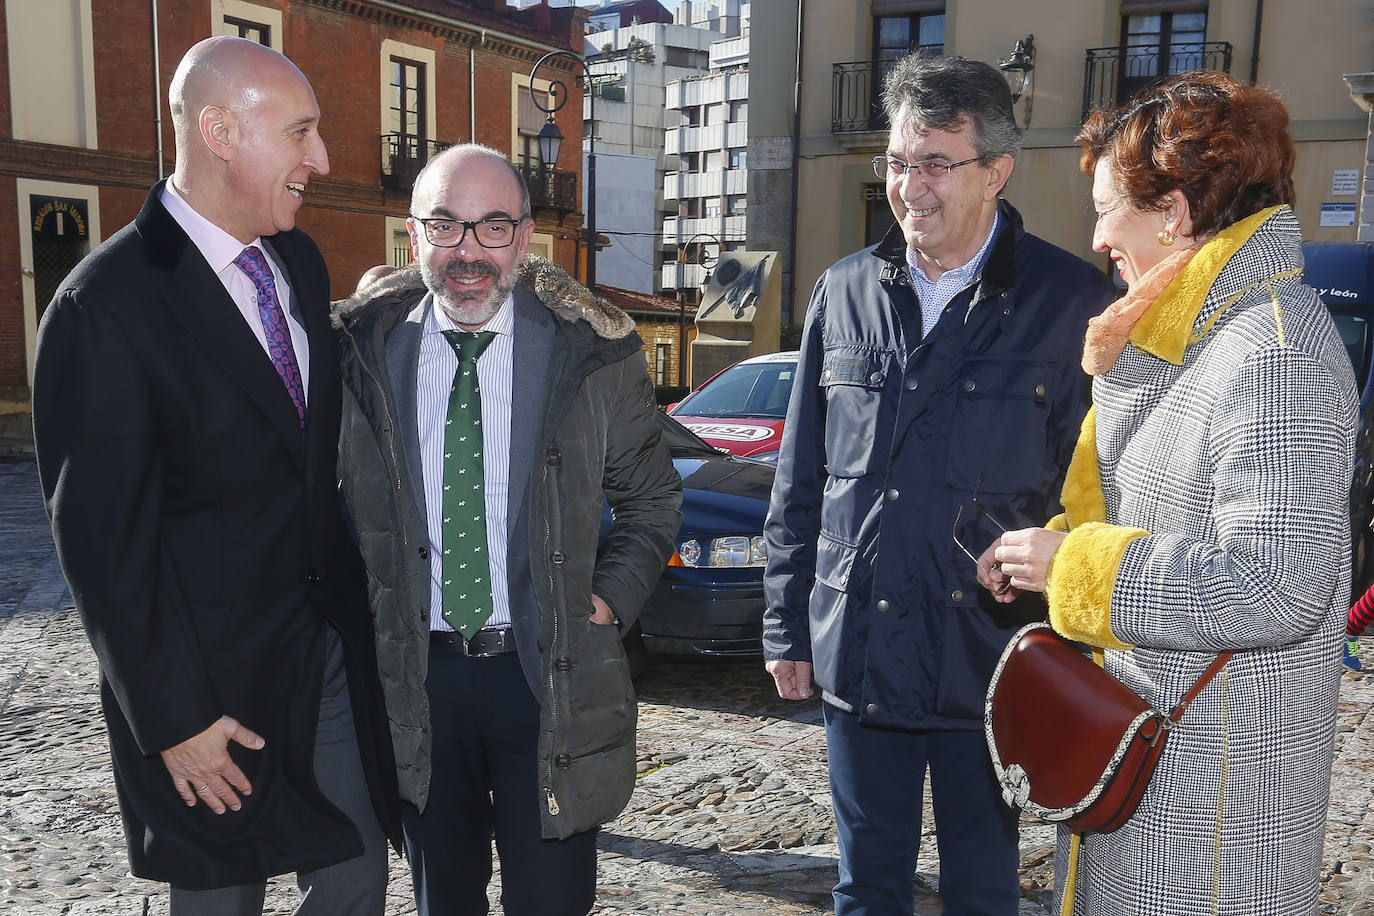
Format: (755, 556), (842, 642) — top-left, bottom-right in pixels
(710, 35), (749, 70)
(380, 134), (450, 190)
(666, 70), (747, 110)
(663, 168), (747, 202)
(1082, 41), (1232, 119)
(832, 47), (942, 135)
(666, 122), (749, 157)
(662, 261), (712, 291)
(662, 214), (745, 247)
(516, 163), (580, 213)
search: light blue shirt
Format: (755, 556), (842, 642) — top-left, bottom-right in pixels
(907, 207), (1002, 339)
(417, 293), (515, 632)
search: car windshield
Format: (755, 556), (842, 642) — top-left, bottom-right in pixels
(657, 412), (724, 457)
(674, 361), (795, 419)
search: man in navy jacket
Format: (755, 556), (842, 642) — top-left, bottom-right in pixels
(763, 54), (1113, 915)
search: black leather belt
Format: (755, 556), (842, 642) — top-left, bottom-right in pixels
(430, 627), (517, 658)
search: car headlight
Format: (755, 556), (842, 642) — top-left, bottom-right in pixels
(670, 535), (768, 568)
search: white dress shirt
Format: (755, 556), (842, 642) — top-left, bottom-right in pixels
(160, 180), (311, 396)
(417, 293), (515, 632)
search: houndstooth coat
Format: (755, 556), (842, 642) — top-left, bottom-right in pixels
(1056, 208), (1358, 915)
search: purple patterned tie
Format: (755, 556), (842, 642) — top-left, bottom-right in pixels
(234, 246), (306, 433)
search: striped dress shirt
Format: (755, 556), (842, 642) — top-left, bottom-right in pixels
(417, 294), (514, 632)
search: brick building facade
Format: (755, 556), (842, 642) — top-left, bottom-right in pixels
(0, 0), (594, 438)
(596, 283), (697, 389)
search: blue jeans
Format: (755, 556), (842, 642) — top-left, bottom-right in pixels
(824, 702), (1019, 916)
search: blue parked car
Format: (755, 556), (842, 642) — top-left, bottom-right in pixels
(613, 412), (774, 671)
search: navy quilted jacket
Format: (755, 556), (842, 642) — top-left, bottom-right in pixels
(763, 200), (1114, 730)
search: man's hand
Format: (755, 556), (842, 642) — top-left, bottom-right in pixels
(160, 716), (265, 814)
(590, 595), (616, 626)
(766, 659), (814, 700)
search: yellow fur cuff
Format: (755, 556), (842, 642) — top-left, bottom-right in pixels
(1046, 521), (1147, 650)
(1046, 513), (1069, 533)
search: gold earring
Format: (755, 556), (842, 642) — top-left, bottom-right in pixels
(1157, 228), (1175, 247)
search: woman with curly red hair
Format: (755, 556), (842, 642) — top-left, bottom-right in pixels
(976, 70), (1358, 915)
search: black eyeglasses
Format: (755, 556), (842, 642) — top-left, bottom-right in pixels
(411, 216), (525, 249)
(952, 477), (1012, 595)
(872, 155), (985, 182)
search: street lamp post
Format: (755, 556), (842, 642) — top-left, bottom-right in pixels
(677, 232), (720, 386)
(530, 50), (596, 293)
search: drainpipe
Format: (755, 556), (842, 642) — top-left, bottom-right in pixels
(471, 31), (487, 142)
(787, 0), (804, 325)
(151, 0), (164, 179)
(1249, 0), (1263, 84)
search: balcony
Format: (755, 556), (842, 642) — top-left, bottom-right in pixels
(1082, 41), (1232, 120)
(380, 134), (450, 190)
(832, 46), (942, 134)
(516, 163), (579, 214)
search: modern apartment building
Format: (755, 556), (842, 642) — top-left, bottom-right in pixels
(748, 0), (1372, 322)
(585, 16), (727, 292)
(661, 4), (750, 307)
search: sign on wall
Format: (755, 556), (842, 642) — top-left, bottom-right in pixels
(1332, 169), (1360, 196)
(1321, 202), (1357, 228)
(31, 196), (89, 240)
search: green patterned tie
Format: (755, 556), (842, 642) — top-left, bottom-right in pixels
(440, 329), (497, 638)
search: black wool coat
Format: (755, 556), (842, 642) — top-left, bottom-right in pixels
(32, 182), (400, 889)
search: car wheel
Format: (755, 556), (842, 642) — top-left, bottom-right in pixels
(622, 620), (651, 680)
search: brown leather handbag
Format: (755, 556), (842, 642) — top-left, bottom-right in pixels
(984, 622), (1231, 833)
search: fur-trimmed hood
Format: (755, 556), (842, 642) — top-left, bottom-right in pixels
(332, 254), (634, 340)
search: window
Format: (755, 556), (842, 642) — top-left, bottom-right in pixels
(729, 100), (748, 123)
(389, 57), (425, 145)
(1118, 9), (1208, 101)
(8, 0), (98, 148)
(727, 195), (747, 216)
(680, 152), (700, 173)
(679, 199), (701, 218)
(380, 41), (436, 188)
(517, 135), (543, 172)
(705, 150), (723, 172)
(704, 198), (722, 218)
(705, 103), (725, 126)
(223, 15), (269, 44)
(214, 2), (282, 52)
(387, 221), (412, 267)
(873, 11), (945, 64)
(384, 57), (427, 186)
(682, 107), (701, 127)
(516, 79), (555, 170)
(654, 343), (671, 386)
(728, 149), (747, 170)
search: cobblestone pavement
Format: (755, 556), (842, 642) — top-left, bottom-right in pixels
(2, 453), (1373, 914)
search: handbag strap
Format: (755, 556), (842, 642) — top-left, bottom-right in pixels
(1165, 651), (1234, 723)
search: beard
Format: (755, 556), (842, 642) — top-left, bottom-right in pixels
(422, 256), (519, 328)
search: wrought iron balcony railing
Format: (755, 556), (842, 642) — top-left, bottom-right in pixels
(832, 45), (943, 134)
(1082, 41), (1232, 120)
(380, 134), (451, 190)
(516, 163), (579, 213)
